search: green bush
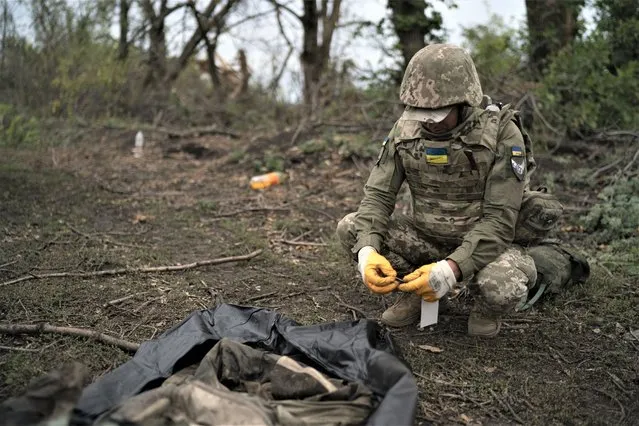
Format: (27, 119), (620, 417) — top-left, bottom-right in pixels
(299, 133), (379, 161)
(537, 33), (639, 135)
(253, 151), (287, 173)
(581, 177), (639, 243)
(461, 15), (527, 96)
(52, 42), (129, 118)
(0, 104), (41, 146)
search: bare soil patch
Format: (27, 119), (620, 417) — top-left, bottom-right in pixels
(1, 128), (637, 425)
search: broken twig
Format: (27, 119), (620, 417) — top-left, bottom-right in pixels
(331, 293), (367, 318)
(0, 260), (17, 269)
(489, 389), (524, 425)
(0, 323), (140, 352)
(103, 291), (149, 308)
(243, 285), (330, 304)
(0, 249), (263, 287)
(244, 291), (278, 303)
(0, 345), (40, 353)
(211, 207), (290, 219)
(274, 239), (328, 247)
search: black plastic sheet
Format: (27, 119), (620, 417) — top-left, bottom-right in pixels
(74, 304), (418, 425)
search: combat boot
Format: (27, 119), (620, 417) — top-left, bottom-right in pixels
(381, 293), (421, 327)
(381, 294), (450, 327)
(467, 309), (501, 338)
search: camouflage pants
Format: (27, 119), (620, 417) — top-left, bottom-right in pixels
(336, 212), (537, 316)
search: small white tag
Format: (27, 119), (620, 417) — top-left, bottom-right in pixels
(420, 300), (439, 328)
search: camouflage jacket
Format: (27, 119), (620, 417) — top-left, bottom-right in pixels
(351, 106), (528, 279)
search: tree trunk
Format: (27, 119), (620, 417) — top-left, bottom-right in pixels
(300, 0), (320, 109)
(300, 0), (341, 113)
(525, 0), (583, 78)
(148, 21), (167, 81)
(117, 0), (129, 61)
(140, 0), (168, 85)
(387, 0), (443, 72)
(230, 48), (249, 99)
(388, 0), (426, 67)
(1, 0), (8, 72)
(165, 0), (238, 86)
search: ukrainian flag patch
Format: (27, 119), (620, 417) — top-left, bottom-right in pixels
(511, 146), (524, 157)
(425, 147), (448, 164)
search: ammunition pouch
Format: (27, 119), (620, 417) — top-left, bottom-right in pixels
(514, 187), (564, 245)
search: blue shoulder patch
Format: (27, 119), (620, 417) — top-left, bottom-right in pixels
(511, 146), (524, 157)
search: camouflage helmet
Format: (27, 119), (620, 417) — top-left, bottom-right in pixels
(400, 44), (483, 109)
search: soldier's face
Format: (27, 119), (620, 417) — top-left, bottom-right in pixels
(425, 108), (459, 134)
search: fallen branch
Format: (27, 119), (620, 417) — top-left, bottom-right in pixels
(0, 250), (263, 287)
(242, 285), (330, 304)
(331, 293), (367, 318)
(0, 345), (40, 353)
(0, 260), (17, 269)
(591, 130), (639, 141)
(274, 239), (328, 247)
(102, 121), (239, 139)
(244, 291), (278, 303)
(529, 95), (564, 149)
(489, 389), (524, 425)
(211, 207), (290, 219)
(103, 291), (149, 308)
(590, 159), (623, 180)
(68, 224), (139, 248)
(622, 147), (639, 174)
(294, 206), (337, 220)
(0, 323), (140, 352)
(161, 125), (239, 139)
(133, 296), (164, 313)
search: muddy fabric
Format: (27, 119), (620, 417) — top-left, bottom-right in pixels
(338, 213), (537, 315)
(350, 106), (528, 280)
(0, 362), (89, 426)
(75, 304), (418, 426)
(93, 338), (372, 426)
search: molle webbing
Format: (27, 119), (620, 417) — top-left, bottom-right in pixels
(394, 107), (503, 240)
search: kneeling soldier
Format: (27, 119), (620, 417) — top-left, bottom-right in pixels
(337, 44), (589, 337)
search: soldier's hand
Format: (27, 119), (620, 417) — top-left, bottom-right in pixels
(358, 247), (398, 294)
(399, 260), (456, 302)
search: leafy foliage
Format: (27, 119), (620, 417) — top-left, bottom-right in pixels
(581, 177), (639, 243)
(461, 15), (526, 96)
(0, 104), (40, 146)
(300, 132), (379, 162)
(536, 33), (639, 134)
(595, 0), (639, 71)
(52, 42), (129, 117)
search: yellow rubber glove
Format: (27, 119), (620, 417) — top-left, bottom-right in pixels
(358, 247), (398, 294)
(398, 260), (455, 302)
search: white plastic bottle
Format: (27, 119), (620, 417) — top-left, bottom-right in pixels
(133, 131), (144, 158)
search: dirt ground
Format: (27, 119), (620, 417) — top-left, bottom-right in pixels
(0, 126), (637, 425)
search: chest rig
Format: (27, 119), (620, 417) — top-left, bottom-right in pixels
(393, 106), (510, 243)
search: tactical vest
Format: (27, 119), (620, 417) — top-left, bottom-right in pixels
(392, 105), (534, 244)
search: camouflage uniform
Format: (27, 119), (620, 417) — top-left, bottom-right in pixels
(337, 103), (539, 316)
(337, 44), (587, 320)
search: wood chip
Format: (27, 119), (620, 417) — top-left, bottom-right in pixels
(417, 344), (443, 353)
